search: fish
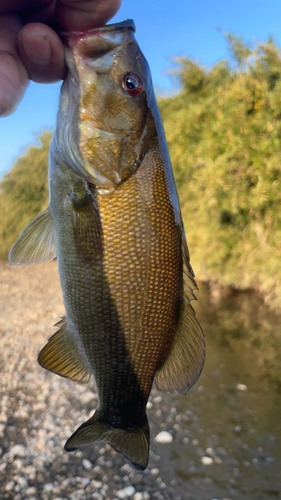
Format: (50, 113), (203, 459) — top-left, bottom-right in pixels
(9, 19), (205, 470)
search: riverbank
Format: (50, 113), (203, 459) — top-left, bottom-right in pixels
(0, 262), (280, 500)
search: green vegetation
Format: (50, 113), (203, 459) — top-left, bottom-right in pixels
(159, 34), (281, 310)
(0, 132), (51, 260)
(1, 35), (281, 309)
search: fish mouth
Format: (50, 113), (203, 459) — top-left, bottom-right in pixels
(60, 19), (136, 39)
(85, 19), (136, 33)
(61, 19), (136, 59)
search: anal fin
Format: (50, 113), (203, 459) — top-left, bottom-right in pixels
(9, 206), (56, 266)
(38, 317), (91, 385)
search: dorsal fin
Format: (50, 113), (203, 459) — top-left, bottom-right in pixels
(181, 225), (198, 300)
(155, 230), (205, 394)
(9, 207), (56, 266)
(38, 317), (91, 385)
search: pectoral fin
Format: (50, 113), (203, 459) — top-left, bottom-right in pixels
(9, 207), (56, 266)
(155, 231), (205, 394)
(38, 317), (91, 385)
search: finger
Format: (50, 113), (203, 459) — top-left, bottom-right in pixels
(0, 15), (28, 116)
(18, 22), (66, 83)
(0, 1), (43, 14)
(55, 0), (122, 31)
(0, 1), (56, 23)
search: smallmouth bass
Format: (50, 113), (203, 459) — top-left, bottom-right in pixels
(9, 19), (205, 470)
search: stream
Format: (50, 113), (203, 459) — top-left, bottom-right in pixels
(157, 284), (281, 499)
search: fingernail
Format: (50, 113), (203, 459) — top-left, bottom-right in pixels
(22, 33), (51, 66)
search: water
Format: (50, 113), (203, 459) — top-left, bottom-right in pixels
(153, 284), (281, 499)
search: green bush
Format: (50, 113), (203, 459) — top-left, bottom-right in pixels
(159, 34), (281, 310)
(0, 132), (51, 260)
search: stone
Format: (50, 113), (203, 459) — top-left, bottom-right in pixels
(5, 481), (15, 491)
(236, 384), (247, 391)
(134, 494), (150, 500)
(134, 494), (143, 500)
(92, 494), (103, 500)
(153, 396), (162, 403)
(117, 486), (136, 498)
(120, 464), (133, 473)
(92, 480), (103, 488)
(154, 431), (173, 444)
(201, 456), (213, 465)
(43, 483), (54, 491)
(13, 459), (23, 469)
(10, 444), (26, 457)
(26, 487), (37, 495)
(82, 458), (93, 470)
(151, 468), (159, 475)
(234, 426), (242, 433)
(15, 476), (28, 488)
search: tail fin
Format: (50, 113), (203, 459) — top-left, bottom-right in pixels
(64, 410), (150, 471)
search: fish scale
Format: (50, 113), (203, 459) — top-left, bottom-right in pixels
(99, 160), (180, 367)
(9, 19), (205, 470)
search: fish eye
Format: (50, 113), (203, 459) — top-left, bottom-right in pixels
(122, 72), (144, 96)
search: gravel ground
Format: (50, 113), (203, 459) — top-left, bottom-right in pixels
(0, 262), (195, 500)
(2, 262), (279, 500)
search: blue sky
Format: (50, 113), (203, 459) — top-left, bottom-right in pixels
(1, 0), (281, 178)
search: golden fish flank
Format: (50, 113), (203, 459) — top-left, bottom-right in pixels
(9, 19), (205, 470)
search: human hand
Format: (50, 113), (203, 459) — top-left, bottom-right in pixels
(0, 0), (121, 116)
